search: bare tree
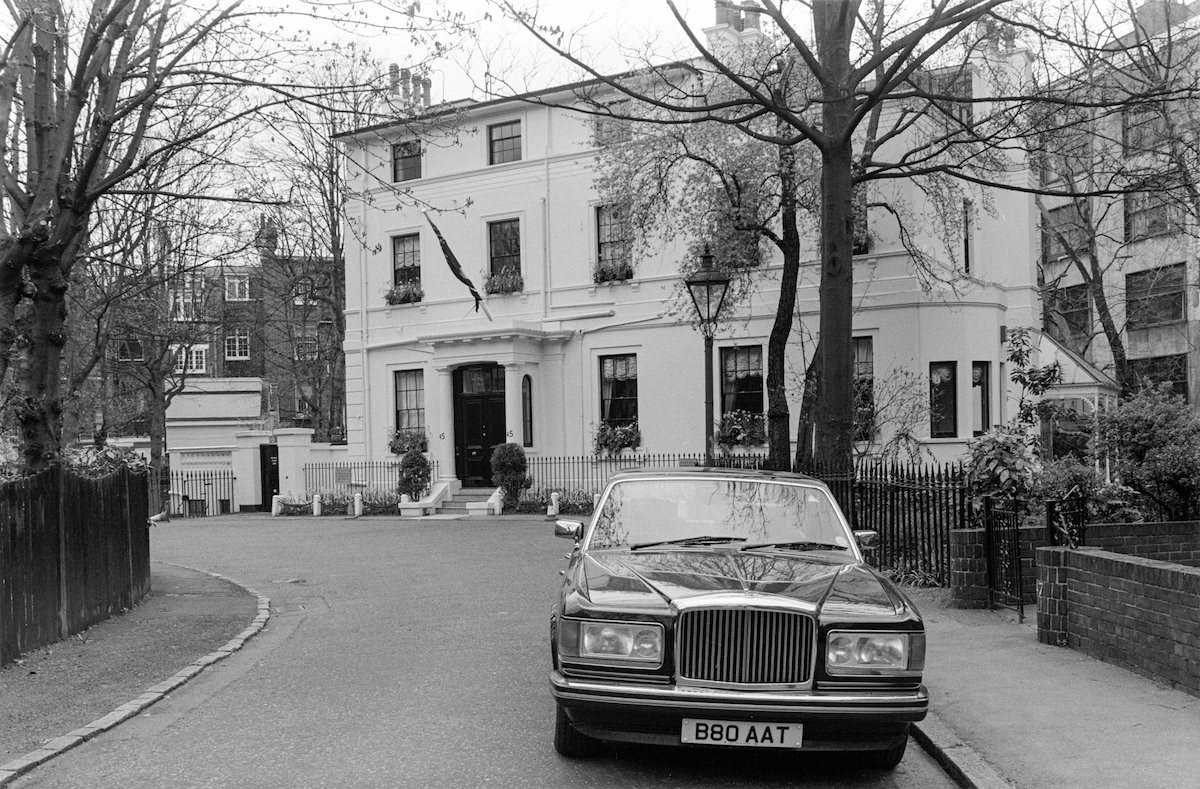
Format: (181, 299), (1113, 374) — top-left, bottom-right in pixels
(495, 0), (1200, 469)
(0, 0), (291, 470)
(0, 0), (465, 470)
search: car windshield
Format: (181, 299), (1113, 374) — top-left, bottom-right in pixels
(585, 477), (852, 551)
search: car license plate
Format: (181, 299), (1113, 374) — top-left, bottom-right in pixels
(681, 719), (802, 748)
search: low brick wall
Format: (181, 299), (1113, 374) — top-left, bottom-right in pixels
(1084, 521), (1200, 567)
(1037, 537), (1200, 697)
(949, 525), (1044, 608)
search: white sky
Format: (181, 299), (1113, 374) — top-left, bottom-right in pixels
(358, 0), (722, 102)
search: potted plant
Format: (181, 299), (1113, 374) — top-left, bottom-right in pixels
(490, 443), (532, 511)
(593, 421), (641, 456)
(397, 449), (431, 502)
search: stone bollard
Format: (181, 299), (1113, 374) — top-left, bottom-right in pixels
(593, 493), (601, 511)
(549, 492), (560, 517)
(354, 492), (363, 517)
(271, 495), (282, 516)
(313, 493), (322, 516)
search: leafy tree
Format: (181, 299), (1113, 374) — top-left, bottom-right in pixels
(964, 326), (1061, 500)
(1097, 384), (1200, 520)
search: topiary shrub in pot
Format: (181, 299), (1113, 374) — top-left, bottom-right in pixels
(491, 442), (531, 511)
(397, 449), (431, 502)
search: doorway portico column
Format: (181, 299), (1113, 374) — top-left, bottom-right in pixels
(434, 366), (458, 486)
(504, 364), (523, 449)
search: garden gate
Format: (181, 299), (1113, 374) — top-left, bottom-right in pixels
(982, 496), (1025, 622)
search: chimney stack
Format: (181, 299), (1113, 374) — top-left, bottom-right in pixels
(388, 63), (400, 95)
(421, 77), (432, 108)
(741, 2), (761, 31)
(714, 0), (736, 27)
(411, 72), (422, 106)
(1134, 0), (1191, 37)
(400, 67), (411, 102)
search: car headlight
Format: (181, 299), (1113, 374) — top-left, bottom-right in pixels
(558, 618), (664, 667)
(825, 631), (925, 675)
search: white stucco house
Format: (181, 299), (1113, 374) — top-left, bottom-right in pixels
(335, 9), (1115, 492)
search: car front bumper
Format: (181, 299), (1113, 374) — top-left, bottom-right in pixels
(551, 671), (928, 750)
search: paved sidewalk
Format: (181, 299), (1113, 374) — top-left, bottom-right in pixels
(911, 587), (1200, 789)
(0, 563), (269, 787)
(4, 554), (1199, 787)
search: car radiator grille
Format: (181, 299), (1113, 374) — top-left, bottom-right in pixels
(677, 608), (815, 686)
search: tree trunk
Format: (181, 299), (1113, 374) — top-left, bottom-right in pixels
(814, 144), (856, 468)
(18, 241), (72, 470)
(794, 341), (822, 470)
(765, 143), (802, 471)
(813, 0), (858, 470)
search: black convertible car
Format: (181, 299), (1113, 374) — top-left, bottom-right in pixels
(550, 468), (927, 769)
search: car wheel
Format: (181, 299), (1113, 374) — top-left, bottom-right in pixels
(864, 728), (909, 770)
(554, 706), (600, 757)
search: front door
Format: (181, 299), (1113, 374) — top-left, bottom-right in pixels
(453, 365), (506, 487)
(258, 444), (279, 511)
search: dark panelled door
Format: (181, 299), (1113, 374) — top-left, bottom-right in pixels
(259, 444), (279, 511)
(454, 365), (506, 487)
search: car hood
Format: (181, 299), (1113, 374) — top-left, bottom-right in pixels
(575, 550), (913, 621)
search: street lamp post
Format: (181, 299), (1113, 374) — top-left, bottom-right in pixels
(685, 249), (731, 467)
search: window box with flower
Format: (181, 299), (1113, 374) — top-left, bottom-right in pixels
(384, 281), (423, 305)
(592, 421), (641, 456)
(485, 266), (524, 295)
(388, 427), (428, 455)
(593, 260), (634, 284)
(715, 410), (766, 450)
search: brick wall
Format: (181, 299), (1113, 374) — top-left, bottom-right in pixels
(1085, 522), (1200, 567)
(949, 526), (1043, 608)
(1037, 545), (1200, 697)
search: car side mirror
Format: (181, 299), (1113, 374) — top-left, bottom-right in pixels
(555, 519), (584, 541)
(854, 530), (879, 552)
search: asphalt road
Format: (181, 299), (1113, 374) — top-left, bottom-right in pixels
(14, 514), (955, 789)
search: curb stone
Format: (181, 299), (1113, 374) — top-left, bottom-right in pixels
(914, 712), (1014, 788)
(0, 565), (269, 787)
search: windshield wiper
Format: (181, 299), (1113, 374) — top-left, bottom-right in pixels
(740, 541), (849, 552)
(630, 535), (747, 551)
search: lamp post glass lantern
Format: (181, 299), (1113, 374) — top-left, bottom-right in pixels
(686, 249), (731, 465)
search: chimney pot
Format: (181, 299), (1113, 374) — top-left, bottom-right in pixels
(400, 68), (411, 101)
(422, 77), (431, 108)
(389, 63), (400, 95)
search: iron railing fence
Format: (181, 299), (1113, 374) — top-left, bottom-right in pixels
(798, 462), (969, 585)
(521, 453), (767, 503)
(153, 468), (237, 518)
(303, 460), (439, 499)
